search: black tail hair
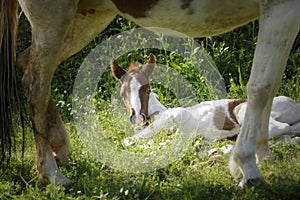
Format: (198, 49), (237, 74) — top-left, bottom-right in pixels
(0, 0), (22, 169)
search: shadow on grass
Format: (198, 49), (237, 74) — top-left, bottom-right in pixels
(1, 134), (299, 200)
(66, 149), (300, 200)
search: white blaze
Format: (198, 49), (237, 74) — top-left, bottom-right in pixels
(130, 78), (142, 116)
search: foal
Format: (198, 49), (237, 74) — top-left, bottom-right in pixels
(111, 54), (300, 142)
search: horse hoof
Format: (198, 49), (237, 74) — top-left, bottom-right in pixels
(63, 182), (73, 194)
(241, 177), (270, 189)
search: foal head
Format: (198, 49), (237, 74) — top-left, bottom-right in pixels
(111, 54), (156, 127)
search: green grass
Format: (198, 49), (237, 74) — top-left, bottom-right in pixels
(3, 15), (299, 199)
(1, 106), (300, 199)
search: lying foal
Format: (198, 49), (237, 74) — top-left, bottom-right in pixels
(111, 54), (300, 142)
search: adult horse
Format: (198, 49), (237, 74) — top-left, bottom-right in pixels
(0, 0), (299, 188)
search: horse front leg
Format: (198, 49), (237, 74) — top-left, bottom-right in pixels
(229, 0), (300, 187)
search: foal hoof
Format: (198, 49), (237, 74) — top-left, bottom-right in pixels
(123, 137), (136, 147)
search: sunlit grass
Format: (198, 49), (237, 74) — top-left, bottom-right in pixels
(1, 101), (300, 199)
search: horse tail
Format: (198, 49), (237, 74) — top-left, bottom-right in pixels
(0, 0), (20, 168)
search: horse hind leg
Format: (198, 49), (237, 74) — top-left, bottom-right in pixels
(18, 47), (70, 167)
(229, 0), (300, 187)
(47, 98), (70, 166)
(19, 0), (78, 186)
(49, 3), (116, 163)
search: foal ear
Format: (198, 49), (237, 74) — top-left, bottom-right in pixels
(142, 53), (156, 76)
(147, 53), (156, 64)
(111, 60), (126, 80)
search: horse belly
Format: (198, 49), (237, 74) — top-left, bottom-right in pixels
(111, 0), (259, 37)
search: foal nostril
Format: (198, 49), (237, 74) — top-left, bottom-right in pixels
(129, 108), (147, 125)
(129, 113), (147, 125)
(135, 114), (145, 124)
(141, 113), (147, 122)
(129, 108), (136, 124)
(129, 114), (135, 124)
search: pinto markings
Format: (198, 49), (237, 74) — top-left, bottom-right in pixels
(111, 0), (159, 18)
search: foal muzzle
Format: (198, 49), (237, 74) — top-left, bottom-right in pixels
(129, 109), (147, 126)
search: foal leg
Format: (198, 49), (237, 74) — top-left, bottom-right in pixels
(268, 118), (290, 139)
(269, 96), (300, 138)
(291, 122), (300, 135)
(133, 109), (181, 139)
(290, 106), (300, 135)
(124, 108), (190, 146)
(229, 0), (300, 187)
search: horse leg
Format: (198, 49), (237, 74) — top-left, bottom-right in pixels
(19, 0), (78, 185)
(18, 1), (116, 173)
(46, 4), (116, 164)
(50, 2), (116, 162)
(229, 0), (300, 187)
(17, 48), (70, 167)
(47, 98), (70, 166)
